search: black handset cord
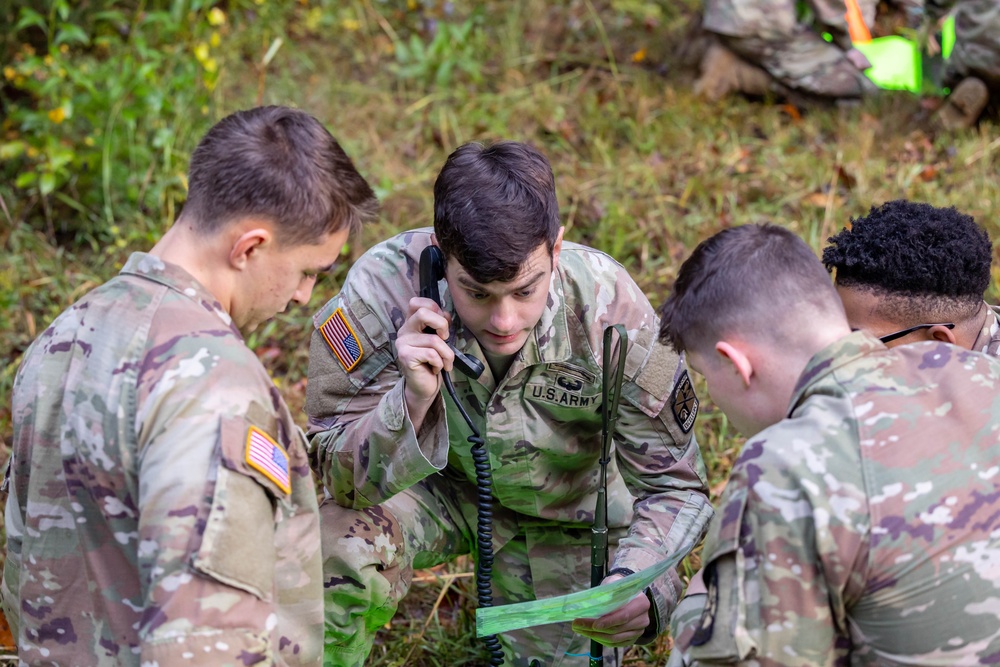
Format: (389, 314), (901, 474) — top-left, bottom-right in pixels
(441, 371), (504, 665)
(418, 245), (502, 664)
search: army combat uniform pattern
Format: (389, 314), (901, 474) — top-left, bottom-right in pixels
(702, 0), (880, 98)
(306, 229), (713, 666)
(926, 0), (1000, 91)
(972, 302), (1000, 356)
(668, 331), (1000, 666)
(3, 253), (323, 666)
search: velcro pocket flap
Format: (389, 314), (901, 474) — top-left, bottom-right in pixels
(192, 417), (279, 601)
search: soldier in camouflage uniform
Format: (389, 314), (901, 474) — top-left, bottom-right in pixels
(3, 106), (377, 665)
(660, 223), (1000, 666)
(922, 0), (1000, 127)
(695, 0), (880, 102)
(306, 141), (713, 666)
(823, 200), (1000, 354)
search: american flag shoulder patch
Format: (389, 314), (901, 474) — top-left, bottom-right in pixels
(245, 426), (291, 495)
(320, 307), (364, 372)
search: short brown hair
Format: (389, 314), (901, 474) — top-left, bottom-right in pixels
(181, 106), (378, 246)
(660, 224), (842, 353)
(433, 141), (560, 283)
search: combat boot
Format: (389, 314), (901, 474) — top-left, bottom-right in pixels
(937, 77), (989, 130)
(694, 42), (773, 101)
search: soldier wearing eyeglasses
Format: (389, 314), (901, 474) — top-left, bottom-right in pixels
(823, 199), (999, 354)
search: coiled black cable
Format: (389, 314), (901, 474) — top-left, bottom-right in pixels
(442, 372), (504, 665)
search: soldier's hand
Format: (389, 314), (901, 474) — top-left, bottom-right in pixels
(571, 576), (652, 648)
(396, 297), (455, 407)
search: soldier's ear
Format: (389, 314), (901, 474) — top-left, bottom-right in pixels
(550, 226), (565, 268)
(928, 324), (958, 345)
(229, 227), (272, 271)
(715, 341), (753, 387)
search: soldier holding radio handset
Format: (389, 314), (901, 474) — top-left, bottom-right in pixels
(306, 140), (712, 667)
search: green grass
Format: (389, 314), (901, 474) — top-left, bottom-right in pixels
(3, 0), (1000, 664)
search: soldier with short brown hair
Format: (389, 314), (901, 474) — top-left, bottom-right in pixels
(307, 140), (712, 666)
(661, 223), (1000, 666)
(3, 105), (377, 665)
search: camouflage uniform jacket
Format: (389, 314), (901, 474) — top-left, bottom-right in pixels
(971, 303), (1000, 356)
(3, 253), (323, 666)
(703, 0), (877, 48)
(682, 331), (1000, 666)
(306, 229), (713, 628)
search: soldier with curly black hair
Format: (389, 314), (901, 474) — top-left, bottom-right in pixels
(822, 199), (998, 353)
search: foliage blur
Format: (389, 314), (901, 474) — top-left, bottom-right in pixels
(3, 0), (1000, 663)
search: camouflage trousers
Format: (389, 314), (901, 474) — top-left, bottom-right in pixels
(719, 26), (878, 98)
(947, 0), (1000, 90)
(319, 474), (629, 667)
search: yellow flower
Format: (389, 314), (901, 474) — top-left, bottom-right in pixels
(194, 42), (210, 63)
(210, 31), (221, 47)
(44, 55), (54, 66)
(202, 57), (218, 73)
(305, 7), (322, 31)
(407, 0), (418, 9)
(48, 107), (66, 124)
(84, 136), (95, 147)
(342, 18), (361, 31)
(631, 48), (647, 63)
(59, 44), (69, 54)
(3, 67), (15, 81)
(208, 7), (226, 26)
(26, 146), (39, 158)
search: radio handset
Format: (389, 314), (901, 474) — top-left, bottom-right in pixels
(417, 244), (503, 665)
(418, 245), (485, 379)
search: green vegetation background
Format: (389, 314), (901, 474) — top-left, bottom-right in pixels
(2, 1), (999, 664)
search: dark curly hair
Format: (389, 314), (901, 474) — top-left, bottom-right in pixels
(823, 200), (992, 320)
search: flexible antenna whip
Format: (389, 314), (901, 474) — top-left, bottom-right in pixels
(590, 324), (628, 666)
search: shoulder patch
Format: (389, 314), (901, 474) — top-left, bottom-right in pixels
(319, 307), (364, 372)
(245, 426), (291, 495)
(669, 370), (699, 434)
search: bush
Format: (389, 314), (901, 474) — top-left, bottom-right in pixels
(0, 0), (234, 248)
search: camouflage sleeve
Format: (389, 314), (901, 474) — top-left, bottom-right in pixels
(681, 394), (868, 666)
(135, 359), (314, 664)
(305, 295), (450, 508)
(0, 464), (23, 640)
(611, 337), (714, 632)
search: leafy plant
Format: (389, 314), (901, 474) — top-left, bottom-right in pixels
(0, 0), (231, 247)
(391, 10), (486, 88)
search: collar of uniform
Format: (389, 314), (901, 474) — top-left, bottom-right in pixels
(971, 302), (1000, 355)
(786, 330), (883, 416)
(120, 252), (237, 333)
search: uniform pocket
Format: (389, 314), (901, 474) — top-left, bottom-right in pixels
(192, 417), (285, 601)
(688, 484), (759, 663)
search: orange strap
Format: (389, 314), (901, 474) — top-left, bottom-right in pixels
(845, 0), (872, 42)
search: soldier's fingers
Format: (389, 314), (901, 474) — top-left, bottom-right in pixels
(571, 623), (643, 648)
(403, 298), (451, 336)
(396, 332), (455, 373)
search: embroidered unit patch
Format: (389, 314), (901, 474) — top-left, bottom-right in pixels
(320, 308), (363, 371)
(670, 370), (699, 434)
(245, 426), (291, 495)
